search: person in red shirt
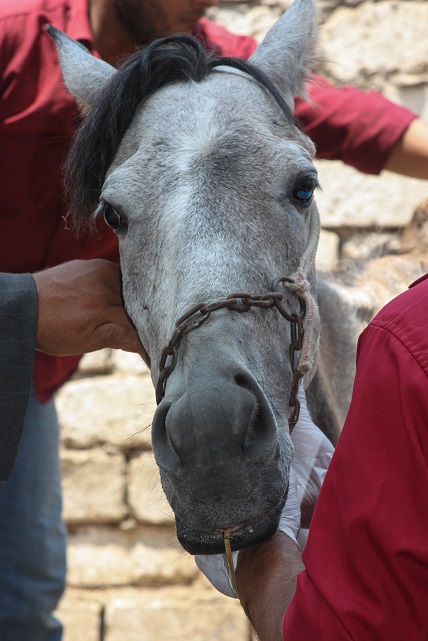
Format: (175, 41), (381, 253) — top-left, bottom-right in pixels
(1, 0), (428, 639)
(233, 274), (428, 641)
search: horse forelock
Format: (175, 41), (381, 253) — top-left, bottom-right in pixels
(65, 34), (298, 230)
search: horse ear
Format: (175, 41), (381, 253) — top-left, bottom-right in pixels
(249, 0), (317, 106)
(46, 25), (116, 110)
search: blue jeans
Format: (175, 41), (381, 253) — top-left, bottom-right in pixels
(0, 387), (66, 641)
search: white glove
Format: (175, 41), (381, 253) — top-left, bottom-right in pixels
(277, 466), (301, 545)
(291, 384), (334, 547)
(195, 385), (334, 596)
(195, 548), (239, 598)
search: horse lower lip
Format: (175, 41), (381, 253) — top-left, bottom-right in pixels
(175, 492), (288, 555)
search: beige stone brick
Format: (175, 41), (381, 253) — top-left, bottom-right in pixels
(315, 161), (427, 229)
(128, 452), (174, 525)
(316, 229), (340, 271)
(112, 350), (150, 375)
(104, 589), (250, 641)
(78, 349), (114, 376)
(57, 374), (155, 450)
(319, 2), (428, 86)
(67, 526), (198, 588)
(62, 450), (127, 524)
(55, 598), (101, 641)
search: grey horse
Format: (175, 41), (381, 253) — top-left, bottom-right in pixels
(49, 0), (321, 554)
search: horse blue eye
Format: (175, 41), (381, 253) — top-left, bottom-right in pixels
(292, 179), (316, 206)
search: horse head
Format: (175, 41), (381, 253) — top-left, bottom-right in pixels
(49, 0), (320, 554)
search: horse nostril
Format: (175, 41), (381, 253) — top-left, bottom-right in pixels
(151, 401), (181, 473)
(234, 371), (277, 457)
(234, 373), (247, 388)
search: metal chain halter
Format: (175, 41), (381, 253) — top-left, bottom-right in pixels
(155, 276), (305, 429)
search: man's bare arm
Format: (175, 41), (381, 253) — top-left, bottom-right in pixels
(385, 118), (428, 179)
(236, 532), (304, 641)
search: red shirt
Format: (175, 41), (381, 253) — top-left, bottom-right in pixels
(283, 274), (428, 640)
(0, 0), (417, 402)
(0, 0), (118, 401)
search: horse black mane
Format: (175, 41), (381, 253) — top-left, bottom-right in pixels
(66, 34), (296, 225)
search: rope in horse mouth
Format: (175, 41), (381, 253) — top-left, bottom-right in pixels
(223, 528), (250, 617)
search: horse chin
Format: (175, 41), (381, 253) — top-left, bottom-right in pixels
(175, 486), (288, 555)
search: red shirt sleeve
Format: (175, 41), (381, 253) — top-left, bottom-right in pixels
(284, 281), (428, 640)
(295, 75), (417, 174)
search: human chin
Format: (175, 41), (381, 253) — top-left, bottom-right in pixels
(168, 19), (197, 34)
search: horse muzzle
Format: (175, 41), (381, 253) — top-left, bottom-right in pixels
(175, 486), (288, 554)
(151, 331), (293, 554)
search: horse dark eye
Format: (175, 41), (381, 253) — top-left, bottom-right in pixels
(292, 179), (316, 206)
(102, 202), (126, 231)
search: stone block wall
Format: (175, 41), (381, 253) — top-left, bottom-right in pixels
(57, 350), (250, 640)
(56, 2), (427, 639)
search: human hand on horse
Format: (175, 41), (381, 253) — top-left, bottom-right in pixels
(33, 259), (148, 360)
(195, 385), (334, 597)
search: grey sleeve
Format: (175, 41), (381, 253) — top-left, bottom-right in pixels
(0, 273), (38, 482)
